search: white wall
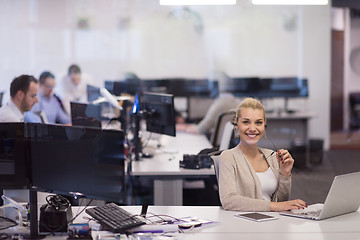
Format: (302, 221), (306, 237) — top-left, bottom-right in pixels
(0, 0), (331, 148)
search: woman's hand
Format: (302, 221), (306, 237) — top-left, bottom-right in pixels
(270, 199), (307, 212)
(276, 149), (294, 177)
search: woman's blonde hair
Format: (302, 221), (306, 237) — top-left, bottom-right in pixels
(235, 97), (266, 120)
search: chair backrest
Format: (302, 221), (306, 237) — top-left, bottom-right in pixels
(219, 121), (234, 151)
(211, 111), (236, 148)
(210, 154), (220, 183)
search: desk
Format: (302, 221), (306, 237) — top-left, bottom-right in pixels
(6, 205), (360, 239)
(261, 112), (314, 168)
(130, 132), (214, 206)
(121, 205), (360, 240)
(264, 112), (314, 148)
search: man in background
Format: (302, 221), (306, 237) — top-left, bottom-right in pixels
(58, 64), (93, 114)
(0, 75), (38, 122)
(176, 93), (241, 136)
(25, 71), (71, 124)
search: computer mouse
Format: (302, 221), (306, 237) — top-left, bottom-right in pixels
(141, 152), (153, 158)
(178, 222), (202, 229)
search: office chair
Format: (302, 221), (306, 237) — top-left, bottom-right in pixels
(209, 154), (220, 184)
(211, 111), (236, 149)
(219, 121), (234, 151)
(348, 92), (360, 140)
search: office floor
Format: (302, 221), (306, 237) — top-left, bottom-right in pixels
(290, 149), (360, 205)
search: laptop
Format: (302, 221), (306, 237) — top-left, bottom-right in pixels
(70, 102), (102, 128)
(280, 171), (360, 220)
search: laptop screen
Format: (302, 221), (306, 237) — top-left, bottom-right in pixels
(70, 102), (102, 128)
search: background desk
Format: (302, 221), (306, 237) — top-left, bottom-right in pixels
(262, 112), (314, 148)
(130, 132), (214, 206)
(260, 112), (315, 168)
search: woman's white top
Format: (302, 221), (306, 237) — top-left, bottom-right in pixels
(256, 167), (278, 201)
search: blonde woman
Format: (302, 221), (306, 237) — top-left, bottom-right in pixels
(218, 97), (307, 211)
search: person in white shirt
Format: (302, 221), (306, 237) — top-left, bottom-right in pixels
(0, 75), (39, 122)
(59, 64), (93, 114)
(176, 93), (242, 135)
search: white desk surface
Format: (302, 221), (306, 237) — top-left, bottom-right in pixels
(121, 205), (360, 240)
(7, 205), (360, 239)
(131, 132), (214, 177)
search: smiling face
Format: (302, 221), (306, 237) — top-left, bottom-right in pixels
(236, 107), (266, 146)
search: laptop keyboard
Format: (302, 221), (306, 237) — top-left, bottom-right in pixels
(301, 210), (321, 218)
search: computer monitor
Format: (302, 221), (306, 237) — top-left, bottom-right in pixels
(0, 123), (31, 189)
(141, 92), (176, 137)
(164, 79), (219, 98)
(225, 77), (267, 97)
(28, 123), (126, 203)
(70, 102), (102, 128)
(227, 77), (308, 99)
(104, 81), (115, 94)
(270, 77), (309, 98)
(105, 81), (143, 96)
(0, 123), (126, 237)
(87, 84), (101, 103)
(141, 79), (168, 93)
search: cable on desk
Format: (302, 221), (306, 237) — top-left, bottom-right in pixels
(0, 216), (17, 231)
(141, 132), (153, 149)
(145, 212), (181, 225)
(45, 195), (71, 211)
(40, 196), (93, 236)
(0, 233), (11, 240)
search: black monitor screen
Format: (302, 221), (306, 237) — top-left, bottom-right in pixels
(0, 123), (30, 189)
(71, 102), (102, 128)
(87, 85), (101, 103)
(164, 79), (219, 98)
(106, 81), (143, 96)
(28, 123), (126, 203)
(270, 77), (309, 98)
(141, 92), (176, 137)
(142, 79), (168, 93)
(104, 81), (115, 94)
(227, 77), (308, 98)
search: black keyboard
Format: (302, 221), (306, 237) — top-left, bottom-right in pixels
(86, 203), (146, 233)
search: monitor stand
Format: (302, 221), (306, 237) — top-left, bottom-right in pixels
(284, 98), (296, 114)
(23, 188), (46, 239)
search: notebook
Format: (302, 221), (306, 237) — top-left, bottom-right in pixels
(280, 171), (360, 220)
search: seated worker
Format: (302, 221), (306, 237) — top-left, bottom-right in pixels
(25, 71), (71, 124)
(58, 64), (93, 114)
(176, 93), (241, 135)
(0, 75), (38, 122)
(218, 97), (307, 212)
